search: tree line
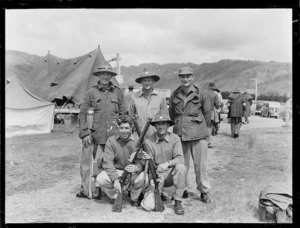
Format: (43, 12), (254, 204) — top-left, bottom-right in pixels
(221, 91), (290, 103)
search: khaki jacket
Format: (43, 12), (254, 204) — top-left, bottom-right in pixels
(169, 84), (211, 141)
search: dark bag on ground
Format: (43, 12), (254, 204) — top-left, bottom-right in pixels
(258, 184), (292, 223)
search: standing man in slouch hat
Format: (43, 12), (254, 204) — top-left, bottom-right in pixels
(227, 88), (246, 138)
(128, 68), (168, 139)
(77, 62), (126, 199)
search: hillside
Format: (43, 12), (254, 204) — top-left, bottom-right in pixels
(6, 50), (292, 97)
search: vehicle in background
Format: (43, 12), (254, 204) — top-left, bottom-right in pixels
(261, 101), (282, 118)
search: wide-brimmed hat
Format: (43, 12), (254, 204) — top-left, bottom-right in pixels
(208, 82), (220, 92)
(93, 63), (117, 76)
(178, 67), (194, 75)
(232, 88), (241, 93)
(135, 69), (160, 84)
(150, 113), (174, 126)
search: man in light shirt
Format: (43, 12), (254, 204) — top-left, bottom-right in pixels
(128, 69), (168, 139)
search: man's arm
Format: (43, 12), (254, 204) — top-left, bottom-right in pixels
(168, 93), (175, 120)
(201, 91), (212, 126)
(117, 89), (126, 116)
(214, 94), (221, 109)
(169, 134), (184, 166)
(160, 94), (169, 116)
(79, 90), (92, 139)
(102, 138), (119, 182)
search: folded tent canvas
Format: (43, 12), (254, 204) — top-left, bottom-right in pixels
(5, 75), (55, 138)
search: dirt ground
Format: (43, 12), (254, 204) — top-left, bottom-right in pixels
(5, 115), (292, 223)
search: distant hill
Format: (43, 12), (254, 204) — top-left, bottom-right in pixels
(6, 50), (292, 97)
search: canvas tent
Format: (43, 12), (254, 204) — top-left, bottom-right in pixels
(5, 75), (55, 138)
(17, 46), (120, 104)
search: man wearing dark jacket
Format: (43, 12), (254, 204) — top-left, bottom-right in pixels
(227, 88), (246, 138)
(77, 63), (126, 199)
(169, 67), (212, 203)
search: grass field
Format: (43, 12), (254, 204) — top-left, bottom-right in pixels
(5, 115), (292, 223)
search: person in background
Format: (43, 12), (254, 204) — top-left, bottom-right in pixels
(169, 66), (212, 203)
(213, 90), (223, 135)
(96, 115), (146, 208)
(242, 90), (253, 124)
(128, 68), (168, 139)
(227, 88), (246, 138)
(77, 63), (126, 199)
(206, 82), (221, 147)
(142, 112), (186, 215)
(124, 85), (134, 114)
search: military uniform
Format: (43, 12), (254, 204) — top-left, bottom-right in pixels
(228, 89), (246, 138)
(169, 77), (212, 199)
(77, 65), (126, 197)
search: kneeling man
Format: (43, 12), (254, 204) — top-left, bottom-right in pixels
(143, 113), (186, 215)
(96, 115), (145, 207)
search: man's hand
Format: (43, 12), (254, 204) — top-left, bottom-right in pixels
(157, 162), (169, 173)
(141, 151), (151, 160)
(124, 164), (139, 173)
(82, 135), (92, 148)
(114, 179), (122, 193)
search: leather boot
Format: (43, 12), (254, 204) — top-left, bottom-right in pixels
(93, 187), (102, 200)
(174, 200), (184, 215)
(201, 192), (212, 204)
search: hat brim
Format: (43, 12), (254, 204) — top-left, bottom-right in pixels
(93, 69), (117, 76)
(178, 72), (193, 76)
(135, 75), (160, 84)
(150, 119), (174, 127)
(209, 86), (220, 92)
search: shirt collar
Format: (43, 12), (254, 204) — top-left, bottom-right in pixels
(155, 132), (170, 143)
(180, 84), (196, 95)
(97, 81), (115, 91)
(116, 133), (135, 141)
(138, 88), (158, 97)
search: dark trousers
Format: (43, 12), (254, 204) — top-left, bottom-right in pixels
(230, 117), (242, 137)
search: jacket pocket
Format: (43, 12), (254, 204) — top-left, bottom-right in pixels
(172, 97), (182, 114)
(111, 97), (119, 113)
(92, 98), (101, 111)
(190, 115), (204, 124)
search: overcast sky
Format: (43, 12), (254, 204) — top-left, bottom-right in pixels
(6, 9), (292, 66)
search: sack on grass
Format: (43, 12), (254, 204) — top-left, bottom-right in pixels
(258, 184), (292, 223)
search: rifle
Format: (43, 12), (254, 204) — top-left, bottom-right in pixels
(87, 108), (94, 199)
(112, 117), (153, 212)
(133, 118), (165, 212)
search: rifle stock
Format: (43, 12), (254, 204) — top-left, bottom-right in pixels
(112, 118), (152, 212)
(148, 159), (165, 212)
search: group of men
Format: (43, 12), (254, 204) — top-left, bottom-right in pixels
(76, 62), (249, 215)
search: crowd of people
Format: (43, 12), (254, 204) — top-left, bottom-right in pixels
(76, 63), (253, 215)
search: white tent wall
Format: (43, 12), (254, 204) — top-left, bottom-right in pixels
(5, 75), (55, 138)
(6, 105), (55, 138)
